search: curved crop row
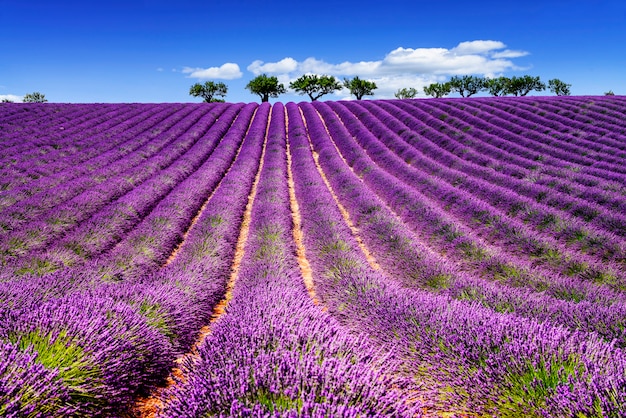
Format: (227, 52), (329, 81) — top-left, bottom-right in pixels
(394, 98), (626, 204)
(303, 102), (626, 348)
(288, 101), (626, 416)
(0, 97), (624, 416)
(3, 104), (244, 275)
(0, 104), (195, 213)
(0, 104), (176, 195)
(158, 103), (416, 417)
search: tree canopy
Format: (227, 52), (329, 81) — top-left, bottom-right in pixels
(289, 74), (342, 101)
(448, 75), (486, 97)
(421, 74), (566, 98)
(246, 74), (286, 102)
(23, 92), (47, 103)
(548, 79), (571, 96)
(189, 81), (228, 103)
(485, 77), (509, 97)
(423, 82), (451, 98)
(394, 87), (418, 99)
(343, 76), (377, 100)
(506, 75), (546, 96)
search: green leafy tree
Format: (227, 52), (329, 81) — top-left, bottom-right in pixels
(605, 90), (615, 96)
(189, 81), (228, 103)
(485, 77), (511, 96)
(23, 92), (47, 103)
(486, 77), (510, 96)
(289, 74), (342, 101)
(506, 75), (546, 96)
(343, 76), (377, 100)
(245, 74), (286, 102)
(394, 87), (418, 99)
(423, 82), (451, 98)
(1, 98), (14, 103)
(547, 79), (571, 96)
(448, 75), (486, 97)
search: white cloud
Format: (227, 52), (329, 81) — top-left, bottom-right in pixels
(182, 63), (243, 80)
(450, 40), (506, 55)
(0, 94), (22, 103)
(491, 49), (530, 59)
(250, 40), (525, 78)
(383, 47), (508, 75)
(248, 57), (298, 75)
(246, 40), (528, 99)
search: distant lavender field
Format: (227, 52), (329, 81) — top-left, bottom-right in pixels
(1, 96), (625, 417)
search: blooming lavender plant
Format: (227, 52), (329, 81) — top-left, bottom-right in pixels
(0, 104), (185, 207)
(0, 341), (75, 417)
(0, 97), (625, 416)
(288, 101), (626, 416)
(4, 104), (244, 274)
(160, 103), (418, 417)
(299, 102), (626, 346)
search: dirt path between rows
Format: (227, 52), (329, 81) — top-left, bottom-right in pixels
(315, 105), (477, 417)
(161, 108), (256, 268)
(284, 107), (319, 306)
(131, 107), (270, 418)
(298, 107), (382, 272)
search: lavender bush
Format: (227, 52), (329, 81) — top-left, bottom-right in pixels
(0, 96), (624, 416)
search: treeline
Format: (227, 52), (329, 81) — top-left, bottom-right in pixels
(1, 92), (47, 103)
(401, 75), (571, 99)
(190, 74), (574, 103)
(190, 74), (377, 103)
(11, 75), (620, 104)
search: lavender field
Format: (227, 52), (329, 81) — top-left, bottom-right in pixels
(1, 96), (626, 417)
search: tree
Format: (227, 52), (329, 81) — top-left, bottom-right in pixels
(1, 98), (14, 103)
(189, 81), (228, 103)
(547, 79), (571, 96)
(506, 75), (546, 96)
(23, 92), (47, 103)
(289, 74), (342, 101)
(343, 76), (377, 100)
(394, 87), (418, 99)
(246, 74), (286, 102)
(423, 82), (451, 98)
(485, 77), (510, 96)
(448, 75), (486, 97)
(605, 90), (615, 96)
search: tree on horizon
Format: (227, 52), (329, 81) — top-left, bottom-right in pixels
(189, 81), (228, 103)
(423, 82), (451, 98)
(23, 92), (47, 103)
(246, 74), (286, 102)
(395, 87), (418, 99)
(343, 76), (377, 100)
(290, 74), (342, 101)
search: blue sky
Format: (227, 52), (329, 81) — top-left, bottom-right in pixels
(1, 0), (624, 103)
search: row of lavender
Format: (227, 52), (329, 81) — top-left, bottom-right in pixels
(287, 100), (626, 416)
(0, 102), (272, 415)
(159, 98), (626, 416)
(0, 104), (211, 260)
(1, 97), (625, 416)
(1, 104), (185, 197)
(158, 103), (417, 416)
(308, 99), (626, 344)
(0, 102), (420, 416)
